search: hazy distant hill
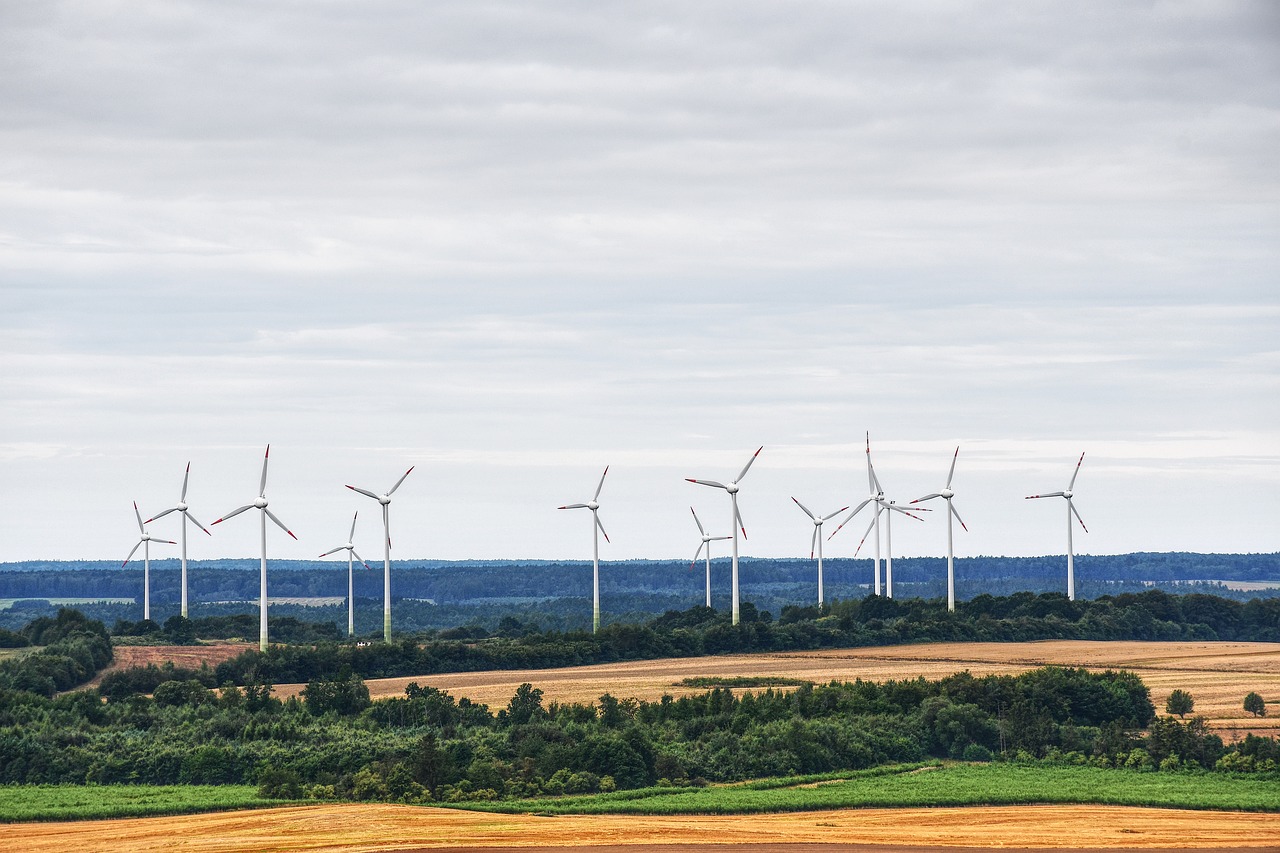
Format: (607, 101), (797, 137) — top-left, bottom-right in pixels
(1, 552), (1275, 634)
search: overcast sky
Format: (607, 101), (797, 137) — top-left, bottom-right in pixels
(2, 1), (1277, 568)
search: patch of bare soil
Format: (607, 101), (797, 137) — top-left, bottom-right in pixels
(82, 642), (249, 690)
(272, 640), (1280, 740)
(4, 803), (1276, 852)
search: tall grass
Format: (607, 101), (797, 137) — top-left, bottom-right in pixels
(459, 763), (1280, 815)
(0, 784), (275, 823)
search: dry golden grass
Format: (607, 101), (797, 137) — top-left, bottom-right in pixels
(6, 802), (1279, 851)
(270, 641), (1280, 739)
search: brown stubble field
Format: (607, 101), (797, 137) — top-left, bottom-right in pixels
(270, 641), (1280, 739)
(7, 803), (1279, 852)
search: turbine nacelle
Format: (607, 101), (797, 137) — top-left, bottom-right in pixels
(254, 497), (268, 509)
(1063, 490), (1073, 499)
(940, 489), (954, 500)
(587, 501), (600, 511)
(726, 482), (739, 495)
(379, 494), (392, 506)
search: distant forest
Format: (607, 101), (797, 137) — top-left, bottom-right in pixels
(1, 552), (1276, 634)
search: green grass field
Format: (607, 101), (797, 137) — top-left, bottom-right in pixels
(0, 784), (276, 823)
(460, 763), (1280, 815)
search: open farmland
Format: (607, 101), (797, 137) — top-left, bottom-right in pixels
(271, 640), (1280, 738)
(4, 802), (1277, 851)
(80, 642), (249, 690)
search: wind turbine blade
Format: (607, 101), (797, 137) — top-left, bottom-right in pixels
(558, 503), (588, 510)
(1025, 491), (1064, 499)
(691, 541), (706, 568)
(734, 446), (763, 483)
(388, 466), (414, 496)
(950, 501), (968, 532)
(822, 506), (850, 521)
(181, 462), (191, 501)
(1068, 451), (1085, 491)
(593, 466), (609, 501)
(133, 502), (145, 533)
(735, 504), (747, 540)
(154, 538), (177, 545)
(347, 485), (380, 500)
(264, 508), (297, 540)
(595, 512), (610, 543)
(122, 540), (142, 566)
(913, 494), (941, 504)
(829, 500), (870, 539)
(686, 479), (727, 489)
(690, 507), (706, 535)
(184, 511), (211, 535)
(350, 549), (370, 567)
(791, 497), (816, 520)
(211, 505), (253, 524)
(319, 546), (346, 557)
(1069, 499), (1088, 532)
(259, 445), (270, 496)
(869, 458), (883, 494)
(809, 528), (817, 560)
(147, 507), (179, 522)
(711, 535), (732, 541)
(349, 511), (358, 541)
(945, 447), (959, 490)
(851, 515), (877, 558)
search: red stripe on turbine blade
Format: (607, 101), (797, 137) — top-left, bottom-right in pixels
(287, 530), (297, 540)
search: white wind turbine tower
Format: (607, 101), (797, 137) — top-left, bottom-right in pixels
(689, 507), (731, 609)
(123, 501), (175, 622)
(687, 446), (762, 626)
(558, 466), (610, 634)
(145, 462), (211, 618)
(319, 511), (370, 637)
(912, 447), (968, 612)
(791, 498), (848, 605)
(347, 466), (414, 643)
(210, 445), (298, 652)
(1026, 452), (1088, 601)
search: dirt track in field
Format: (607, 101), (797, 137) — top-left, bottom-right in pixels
(6, 803), (1278, 851)
(270, 641), (1280, 739)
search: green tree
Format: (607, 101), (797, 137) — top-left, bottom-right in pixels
(505, 682), (545, 725)
(1165, 689), (1194, 718)
(1244, 692), (1267, 718)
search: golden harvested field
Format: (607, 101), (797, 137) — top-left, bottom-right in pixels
(6, 802), (1279, 851)
(272, 641), (1280, 739)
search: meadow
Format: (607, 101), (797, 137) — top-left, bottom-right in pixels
(0, 784), (271, 822)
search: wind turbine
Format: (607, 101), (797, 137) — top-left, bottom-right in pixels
(347, 466), (414, 643)
(687, 446), (762, 626)
(123, 501), (175, 622)
(791, 498), (848, 605)
(210, 445), (297, 652)
(837, 499), (924, 598)
(319, 511), (370, 637)
(145, 462), (211, 618)
(912, 447), (968, 612)
(829, 434), (887, 594)
(558, 466), (609, 633)
(1026, 452), (1088, 601)
(689, 507), (731, 609)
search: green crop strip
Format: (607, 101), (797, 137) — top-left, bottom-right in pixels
(457, 763), (1280, 815)
(0, 784), (285, 823)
